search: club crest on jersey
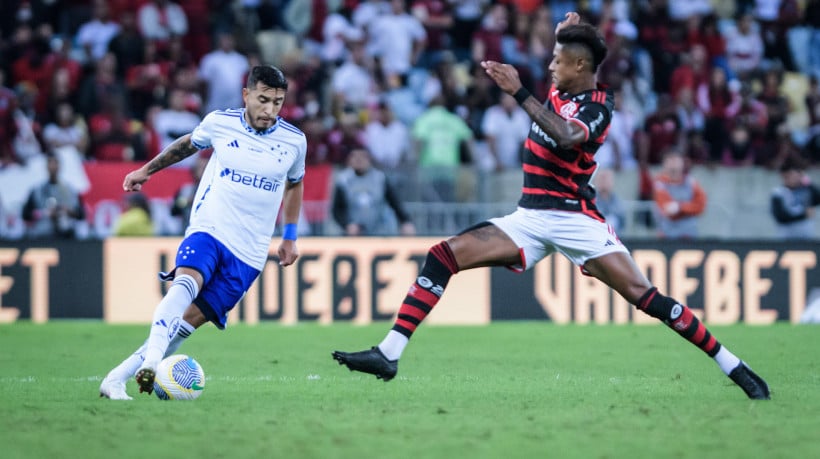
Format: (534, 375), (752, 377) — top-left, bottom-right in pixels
(560, 101), (578, 118)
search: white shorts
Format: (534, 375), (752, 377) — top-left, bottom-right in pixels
(488, 207), (629, 272)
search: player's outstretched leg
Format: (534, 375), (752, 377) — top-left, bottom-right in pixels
(637, 287), (770, 400)
(332, 242), (458, 380)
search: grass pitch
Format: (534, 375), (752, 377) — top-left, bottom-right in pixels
(1, 321), (818, 459)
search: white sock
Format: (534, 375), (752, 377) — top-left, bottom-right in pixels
(378, 330), (409, 361)
(105, 319), (196, 383)
(104, 342), (147, 383)
(164, 320), (195, 357)
(142, 274), (199, 369)
(714, 346), (741, 375)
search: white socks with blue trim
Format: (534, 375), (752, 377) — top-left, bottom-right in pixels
(141, 274), (200, 370)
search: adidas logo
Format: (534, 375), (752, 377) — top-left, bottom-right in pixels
(605, 240), (615, 246)
(227, 139), (240, 148)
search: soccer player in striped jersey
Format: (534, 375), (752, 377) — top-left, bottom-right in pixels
(100, 66), (307, 400)
(333, 13), (770, 399)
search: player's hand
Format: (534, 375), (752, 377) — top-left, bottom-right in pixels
(123, 168), (150, 192)
(480, 61), (522, 95)
(278, 240), (299, 267)
(556, 12), (581, 35)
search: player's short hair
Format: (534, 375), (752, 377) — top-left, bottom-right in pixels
(246, 65), (288, 91)
(557, 24), (608, 73)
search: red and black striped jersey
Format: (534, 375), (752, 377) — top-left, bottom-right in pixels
(518, 83), (614, 221)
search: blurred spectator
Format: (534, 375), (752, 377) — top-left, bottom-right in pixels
(674, 87), (708, 164)
(125, 41), (172, 120)
(22, 153), (85, 239)
(770, 156), (820, 240)
(724, 11), (764, 81)
(471, 3), (506, 64)
(152, 88), (202, 168)
(325, 108), (367, 165)
(803, 75), (820, 164)
(480, 92), (529, 171)
(75, 0), (121, 63)
(108, 10), (147, 79)
(42, 102), (89, 155)
(636, 0), (686, 94)
(449, 0), (489, 60)
(88, 96), (145, 161)
(137, 0), (189, 47)
(596, 91), (638, 171)
(653, 150), (707, 239)
(153, 89), (202, 152)
(669, 44), (709, 102)
(299, 115), (330, 165)
(77, 52), (125, 119)
(754, 0), (800, 72)
(697, 66), (737, 164)
(332, 147), (415, 236)
(320, 2), (360, 65)
(687, 13), (727, 73)
(369, 0), (427, 88)
(637, 94), (683, 166)
(170, 154), (209, 234)
(757, 68), (792, 165)
(592, 168), (626, 233)
(330, 37), (377, 116)
(353, 0), (391, 55)
(412, 96), (474, 201)
(12, 82), (44, 164)
(198, 33), (248, 113)
(412, 0), (454, 69)
(0, 70), (19, 167)
(364, 102), (410, 172)
(725, 83), (768, 166)
(113, 192), (155, 237)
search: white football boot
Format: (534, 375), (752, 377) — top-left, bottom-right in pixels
(99, 376), (133, 400)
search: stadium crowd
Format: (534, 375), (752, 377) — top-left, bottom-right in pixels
(1, 0), (820, 239)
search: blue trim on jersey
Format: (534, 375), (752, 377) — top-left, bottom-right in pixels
(288, 174), (304, 183)
(279, 119), (304, 136)
(238, 108), (279, 136)
(191, 139), (210, 150)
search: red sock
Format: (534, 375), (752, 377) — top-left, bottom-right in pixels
(638, 287), (720, 357)
(392, 242), (458, 337)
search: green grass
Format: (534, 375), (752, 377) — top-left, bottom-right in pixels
(1, 322), (818, 459)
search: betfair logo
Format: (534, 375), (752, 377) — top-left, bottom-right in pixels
(221, 168), (281, 192)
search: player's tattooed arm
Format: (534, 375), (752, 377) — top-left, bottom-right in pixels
(145, 134), (200, 175)
(519, 98), (587, 148)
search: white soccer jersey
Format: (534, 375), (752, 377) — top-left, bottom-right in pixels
(188, 108), (307, 270)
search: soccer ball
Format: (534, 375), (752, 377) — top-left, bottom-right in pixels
(153, 354), (206, 401)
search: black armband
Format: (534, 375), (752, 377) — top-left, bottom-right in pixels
(513, 87), (532, 105)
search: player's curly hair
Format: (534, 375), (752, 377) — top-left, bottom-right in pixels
(247, 65), (289, 90)
(557, 24), (608, 73)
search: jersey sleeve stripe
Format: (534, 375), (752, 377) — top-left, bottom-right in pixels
(191, 139), (210, 150)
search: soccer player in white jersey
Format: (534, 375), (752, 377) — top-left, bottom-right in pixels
(100, 65), (307, 400)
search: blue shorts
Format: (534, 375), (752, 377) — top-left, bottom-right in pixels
(161, 232), (260, 329)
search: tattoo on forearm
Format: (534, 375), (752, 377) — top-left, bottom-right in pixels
(522, 98), (569, 140)
(146, 136), (199, 175)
